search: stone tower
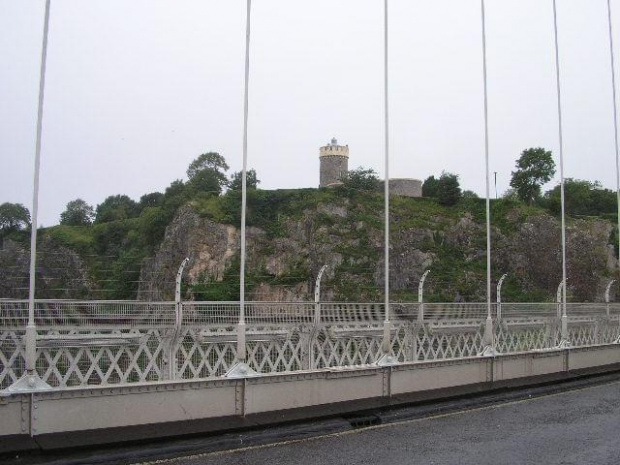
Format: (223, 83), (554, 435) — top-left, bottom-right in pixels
(319, 137), (349, 187)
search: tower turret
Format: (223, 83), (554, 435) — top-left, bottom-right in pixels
(319, 137), (349, 187)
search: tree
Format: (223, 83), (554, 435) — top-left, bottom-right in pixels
(187, 152), (229, 195)
(138, 192), (164, 211)
(510, 147), (556, 204)
(60, 199), (94, 226)
(0, 203), (30, 231)
(229, 169), (260, 191)
(339, 167), (380, 191)
(422, 176), (440, 198)
(461, 190), (479, 200)
(95, 195), (139, 223)
(436, 172), (462, 206)
(544, 179), (617, 217)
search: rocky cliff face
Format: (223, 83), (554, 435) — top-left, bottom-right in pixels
(1, 197), (616, 303)
(0, 237), (93, 299)
(136, 203), (618, 303)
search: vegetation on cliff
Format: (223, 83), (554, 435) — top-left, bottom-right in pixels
(1, 149), (619, 303)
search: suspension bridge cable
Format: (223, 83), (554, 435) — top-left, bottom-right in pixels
(383, 0), (390, 324)
(552, 0), (568, 318)
(480, 0), (492, 323)
(607, 0), (620, 269)
(239, 0), (252, 327)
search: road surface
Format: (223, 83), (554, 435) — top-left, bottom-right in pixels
(138, 380), (620, 465)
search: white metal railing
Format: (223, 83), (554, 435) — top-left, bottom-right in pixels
(2, 299), (620, 390)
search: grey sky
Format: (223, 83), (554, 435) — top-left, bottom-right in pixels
(1, 0), (619, 226)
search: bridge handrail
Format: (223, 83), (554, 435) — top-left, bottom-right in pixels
(3, 299), (620, 329)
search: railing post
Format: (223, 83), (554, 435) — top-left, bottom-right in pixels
(605, 280), (615, 317)
(557, 280), (570, 347)
(410, 270), (430, 362)
(314, 265), (328, 324)
(166, 257), (189, 381)
(496, 274), (507, 322)
(417, 270), (430, 322)
(303, 265), (328, 371)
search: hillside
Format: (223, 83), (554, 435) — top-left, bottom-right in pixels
(1, 187), (617, 303)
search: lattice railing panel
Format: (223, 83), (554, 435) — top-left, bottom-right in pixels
(247, 327), (304, 374)
(569, 321), (602, 347)
(175, 327), (237, 379)
(311, 324), (384, 369)
(414, 321), (486, 360)
(598, 317), (620, 344)
(0, 330), (26, 390)
(495, 319), (557, 353)
(33, 329), (168, 388)
(3, 300), (620, 390)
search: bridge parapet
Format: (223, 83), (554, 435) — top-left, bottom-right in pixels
(1, 299), (619, 391)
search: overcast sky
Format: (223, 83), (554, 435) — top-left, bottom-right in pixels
(1, 0), (619, 226)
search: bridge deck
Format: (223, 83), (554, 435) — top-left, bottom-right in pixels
(161, 378), (620, 465)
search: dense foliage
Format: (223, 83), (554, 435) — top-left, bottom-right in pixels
(0, 202), (30, 232)
(422, 172), (462, 206)
(339, 167), (380, 192)
(60, 199), (95, 226)
(510, 148), (556, 204)
(543, 179), (617, 219)
(3, 148), (618, 302)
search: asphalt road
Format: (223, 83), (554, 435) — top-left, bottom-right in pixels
(138, 380), (620, 465)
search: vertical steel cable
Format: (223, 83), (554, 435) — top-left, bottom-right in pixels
(238, 0), (252, 361)
(607, 0), (620, 269)
(383, 0), (390, 325)
(552, 0), (568, 319)
(480, 0), (492, 327)
(26, 0), (51, 372)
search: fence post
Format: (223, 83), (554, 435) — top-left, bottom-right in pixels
(166, 257), (189, 381)
(314, 265), (328, 325)
(410, 270), (430, 362)
(606, 280), (615, 317)
(417, 270), (430, 322)
(557, 280), (570, 347)
(496, 274), (507, 322)
(304, 265), (328, 370)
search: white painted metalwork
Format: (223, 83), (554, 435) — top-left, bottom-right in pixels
(3, 299), (618, 390)
(552, 0), (568, 325)
(605, 280), (616, 304)
(417, 270), (430, 322)
(314, 265), (328, 324)
(18, 0), (54, 395)
(496, 273), (508, 321)
(607, 0), (620, 270)
(175, 258), (189, 309)
(381, 0), (393, 363)
(480, 0), (494, 354)
(232, 0), (253, 377)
